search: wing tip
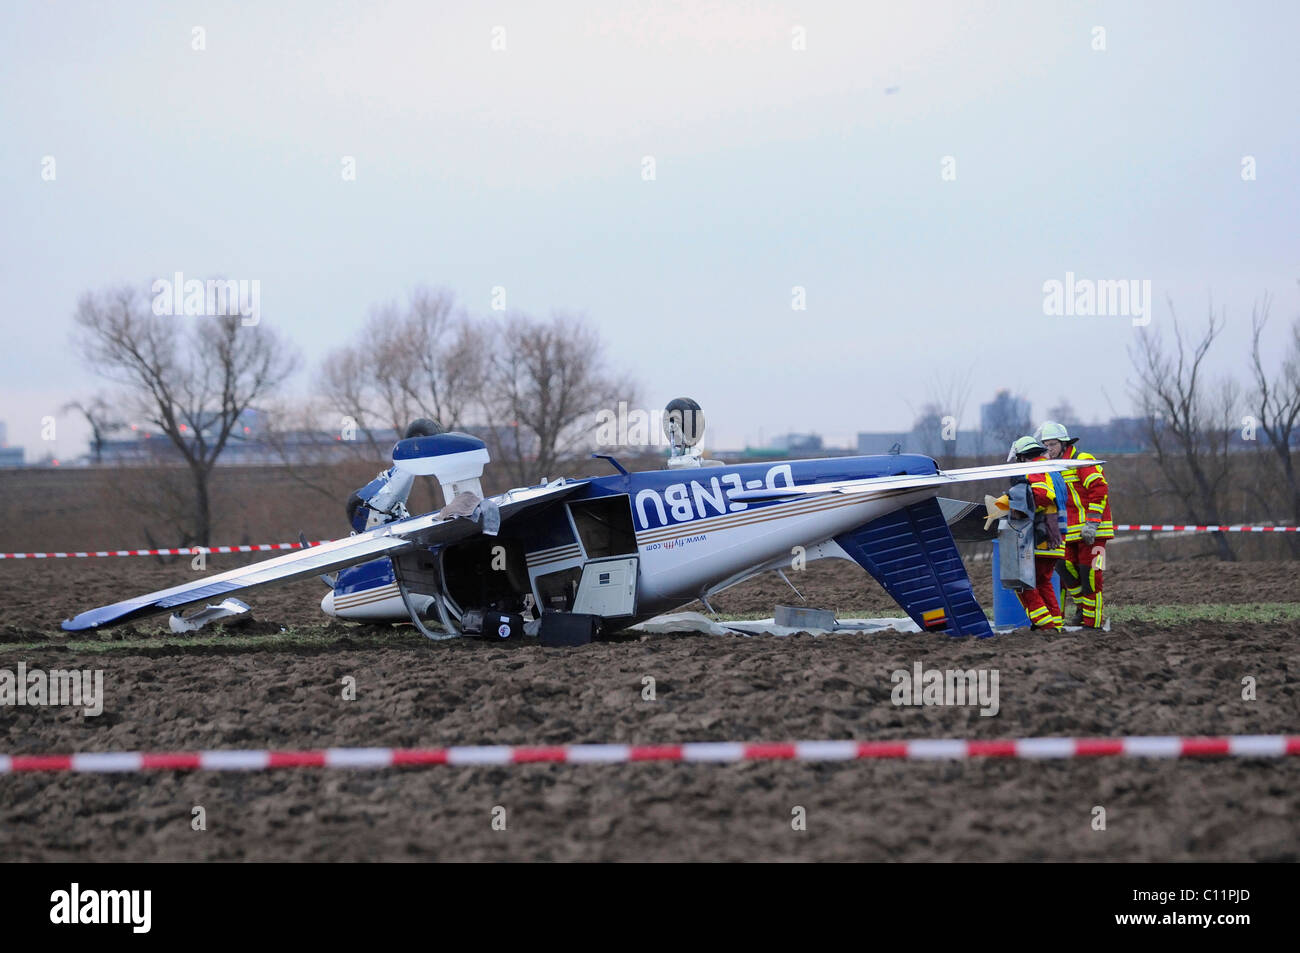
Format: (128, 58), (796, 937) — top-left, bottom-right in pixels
(61, 604), (133, 632)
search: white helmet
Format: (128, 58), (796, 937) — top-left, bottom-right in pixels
(1035, 420), (1075, 444)
(1007, 434), (1047, 462)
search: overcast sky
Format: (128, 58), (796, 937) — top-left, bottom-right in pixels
(2, 0), (1297, 458)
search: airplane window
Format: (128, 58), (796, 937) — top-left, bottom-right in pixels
(569, 496), (637, 557)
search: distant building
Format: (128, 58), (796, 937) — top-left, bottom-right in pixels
(855, 431), (910, 454)
(856, 430), (987, 458)
(93, 408), (382, 466)
(736, 432), (826, 458)
(980, 390), (1032, 436)
(769, 433), (823, 453)
(0, 420), (23, 467)
(1065, 418), (1148, 454)
(1062, 416), (1296, 454)
(472, 423), (540, 462)
(86, 408), (549, 468)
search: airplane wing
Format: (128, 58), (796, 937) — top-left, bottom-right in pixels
(62, 481), (586, 632)
(729, 459), (1101, 502)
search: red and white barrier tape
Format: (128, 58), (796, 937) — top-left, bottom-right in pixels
(0, 542), (326, 560)
(1115, 524), (1300, 533)
(2, 735), (1298, 774)
(2, 525), (1298, 559)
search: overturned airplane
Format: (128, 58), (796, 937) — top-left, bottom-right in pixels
(64, 400), (1092, 640)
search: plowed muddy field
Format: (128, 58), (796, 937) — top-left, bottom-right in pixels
(1, 556), (1296, 861)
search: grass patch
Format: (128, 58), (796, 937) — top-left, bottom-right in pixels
(1105, 603), (1300, 624)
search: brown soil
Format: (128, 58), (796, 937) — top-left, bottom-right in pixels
(698, 554), (1300, 617)
(5, 553), (1299, 637)
(1, 557), (1299, 861)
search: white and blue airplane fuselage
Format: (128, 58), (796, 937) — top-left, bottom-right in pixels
(64, 429), (1095, 640)
(323, 450), (993, 636)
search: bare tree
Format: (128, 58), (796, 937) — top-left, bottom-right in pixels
(321, 346), (391, 460)
(72, 285), (299, 545)
(321, 287), (486, 456)
(483, 313), (626, 486)
(60, 394), (122, 464)
(257, 395), (377, 505)
(905, 371), (972, 465)
(909, 403), (946, 459)
(1248, 292), (1300, 552)
(930, 369), (972, 466)
(400, 288), (487, 430)
(1129, 300), (1238, 560)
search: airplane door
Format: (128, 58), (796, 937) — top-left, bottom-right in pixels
(564, 494), (639, 618)
(572, 556), (639, 618)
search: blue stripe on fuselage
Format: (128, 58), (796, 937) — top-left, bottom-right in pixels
(577, 454), (938, 533)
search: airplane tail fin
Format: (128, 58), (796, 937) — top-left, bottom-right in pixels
(833, 497), (992, 637)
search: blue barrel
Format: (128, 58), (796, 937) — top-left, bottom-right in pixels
(991, 539), (1028, 626)
(991, 540), (1063, 628)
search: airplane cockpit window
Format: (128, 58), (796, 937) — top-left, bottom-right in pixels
(569, 496), (637, 558)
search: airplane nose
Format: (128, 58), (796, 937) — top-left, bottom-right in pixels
(321, 589), (336, 617)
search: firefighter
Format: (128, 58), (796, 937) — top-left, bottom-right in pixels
(1007, 435), (1065, 631)
(1036, 420), (1112, 628)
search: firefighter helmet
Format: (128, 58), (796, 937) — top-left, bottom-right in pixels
(1035, 420), (1076, 444)
(1008, 435), (1047, 461)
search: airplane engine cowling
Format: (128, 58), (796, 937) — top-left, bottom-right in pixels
(392, 432), (490, 502)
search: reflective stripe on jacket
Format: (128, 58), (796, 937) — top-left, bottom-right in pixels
(1026, 458), (1065, 558)
(1061, 447), (1113, 540)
